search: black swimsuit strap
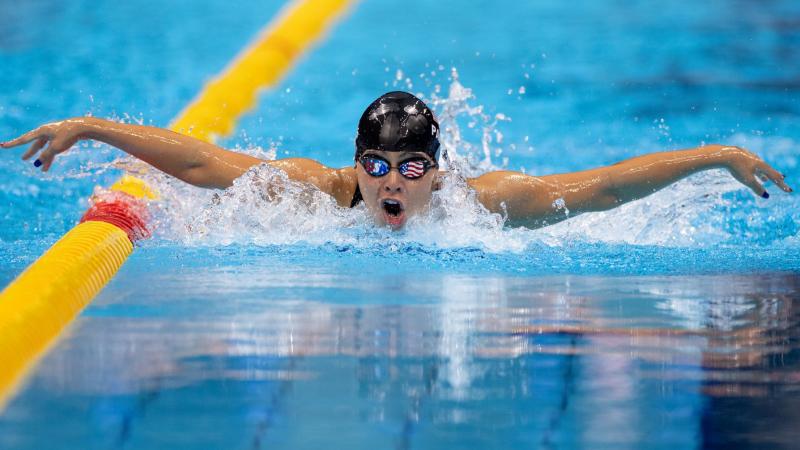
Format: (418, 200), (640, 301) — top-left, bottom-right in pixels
(349, 183), (363, 208)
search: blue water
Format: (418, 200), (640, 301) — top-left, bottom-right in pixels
(1, 0), (800, 448)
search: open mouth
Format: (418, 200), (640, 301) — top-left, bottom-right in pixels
(381, 199), (406, 227)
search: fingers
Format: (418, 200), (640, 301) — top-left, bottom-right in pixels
(1, 127), (43, 149)
(37, 147), (55, 172)
(741, 172), (768, 198)
(2, 124), (77, 172)
(756, 164), (793, 193)
(21, 137), (48, 160)
(729, 165), (767, 198)
(37, 136), (71, 172)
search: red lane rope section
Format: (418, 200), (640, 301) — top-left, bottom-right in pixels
(79, 191), (151, 243)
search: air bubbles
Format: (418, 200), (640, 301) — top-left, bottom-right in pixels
(428, 68), (510, 177)
(146, 162), (371, 247)
(552, 198), (569, 216)
(654, 118), (672, 143)
(131, 72), (783, 254)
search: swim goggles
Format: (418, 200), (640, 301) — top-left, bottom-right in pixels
(358, 154), (437, 179)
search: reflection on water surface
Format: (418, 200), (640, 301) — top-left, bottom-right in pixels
(2, 272), (798, 449)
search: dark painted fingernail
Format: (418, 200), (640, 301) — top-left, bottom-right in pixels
(33, 159), (42, 167)
(761, 191), (769, 199)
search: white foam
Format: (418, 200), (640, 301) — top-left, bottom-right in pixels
(139, 72), (797, 252)
(145, 163), (373, 246)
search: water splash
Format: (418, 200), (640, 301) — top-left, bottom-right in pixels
(137, 71), (797, 251)
(427, 68), (510, 177)
(13, 114), (150, 182)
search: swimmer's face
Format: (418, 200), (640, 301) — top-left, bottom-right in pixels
(356, 150), (438, 230)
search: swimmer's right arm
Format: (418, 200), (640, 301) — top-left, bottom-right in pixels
(1, 118), (355, 203)
(0, 117), (263, 188)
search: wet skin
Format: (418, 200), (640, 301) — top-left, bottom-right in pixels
(354, 150), (438, 230)
(1, 117), (793, 231)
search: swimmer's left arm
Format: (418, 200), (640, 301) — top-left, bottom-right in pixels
(470, 144), (793, 228)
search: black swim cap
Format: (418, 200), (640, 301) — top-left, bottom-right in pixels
(355, 91), (440, 161)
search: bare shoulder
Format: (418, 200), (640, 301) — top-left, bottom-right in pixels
(464, 170), (560, 224)
(466, 170), (541, 201)
(266, 157), (331, 176)
(464, 171), (514, 212)
(331, 166), (358, 207)
(265, 158), (357, 207)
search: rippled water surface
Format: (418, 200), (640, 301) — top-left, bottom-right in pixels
(1, 0), (799, 448)
(2, 257), (799, 449)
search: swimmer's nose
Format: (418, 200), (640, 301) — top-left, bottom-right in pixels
(383, 170), (405, 193)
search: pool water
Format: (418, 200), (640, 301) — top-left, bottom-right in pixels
(1, 0), (799, 448)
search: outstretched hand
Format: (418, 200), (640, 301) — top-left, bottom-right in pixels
(1, 119), (85, 172)
(715, 145), (793, 198)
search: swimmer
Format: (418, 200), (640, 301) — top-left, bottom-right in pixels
(1, 91), (793, 229)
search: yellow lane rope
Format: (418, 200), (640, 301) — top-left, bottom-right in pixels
(0, 0), (355, 409)
(0, 222), (133, 401)
(172, 0), (353, 142)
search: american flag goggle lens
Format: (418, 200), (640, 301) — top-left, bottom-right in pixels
(359, 155), (436, 180)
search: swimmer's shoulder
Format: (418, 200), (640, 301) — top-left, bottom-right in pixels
(434, 170), (511, 192)
(266, 158), (356, 207)
(465, 170), (532, 191)
(331, 165), (357, 207)
(464, 170), (543, 213)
